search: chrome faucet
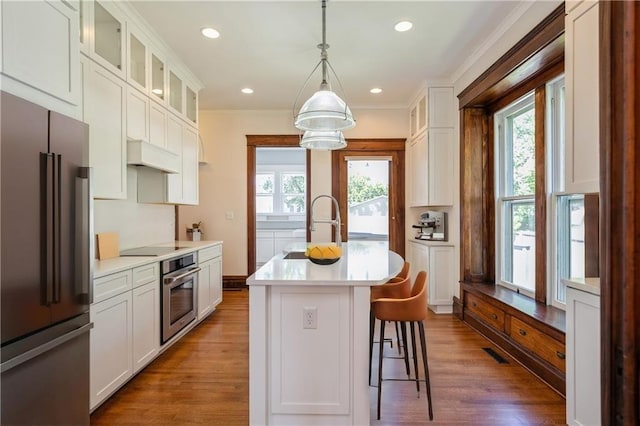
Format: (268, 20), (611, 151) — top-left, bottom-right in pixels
(310, 195), (342, 247)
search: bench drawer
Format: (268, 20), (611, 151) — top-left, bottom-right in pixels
(465, 293), (505, 332)
(510, 316), (566, 372)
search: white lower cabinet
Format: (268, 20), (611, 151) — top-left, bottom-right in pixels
(256, 229), (305, 267)
(132, 280), (160, 373)
(407, 241), (455, 313)
(197, 245), (223, 320)
(566, 284), (601, 425)
(90, 290), (133, 410)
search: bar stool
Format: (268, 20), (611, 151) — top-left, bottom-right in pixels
(372, 270), (433, 421)
(373, 261), (411, 352)
(369, 262), (412, 384)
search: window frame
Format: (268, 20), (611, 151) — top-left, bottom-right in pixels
(495, 92), (537, 297)
(255, 165), (306, 216)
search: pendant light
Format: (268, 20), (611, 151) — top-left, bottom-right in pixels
(294, 0), (355, 145)
(300, 130), (346, 150)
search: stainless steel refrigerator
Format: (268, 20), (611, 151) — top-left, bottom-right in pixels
(1, 92), (93, 424)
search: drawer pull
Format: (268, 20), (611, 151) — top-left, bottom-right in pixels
(556, 351), (566, 360)
(490, 313), (498, 320)
(518, 329), (527, 336)
(472, 302), (477, 307)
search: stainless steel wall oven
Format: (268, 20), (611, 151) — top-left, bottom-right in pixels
(161, 252), (199, 344)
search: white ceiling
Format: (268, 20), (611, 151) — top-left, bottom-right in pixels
(131, 1), (529, 111)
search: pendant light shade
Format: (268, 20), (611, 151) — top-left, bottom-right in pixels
(300, 130), (346, 150)
(295, 89), (355, 131)
(293, 0), (355, 144)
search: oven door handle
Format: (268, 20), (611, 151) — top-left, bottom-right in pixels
(163, 266), (201, 286)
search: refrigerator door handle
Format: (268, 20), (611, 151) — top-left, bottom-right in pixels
(41, 152), (54, 306)
(53, 154), (62, 303)
(0, 323), (93, 374)
(76, 167), (94, 305)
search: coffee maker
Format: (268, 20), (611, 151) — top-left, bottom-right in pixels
(413, 211), (447, 241)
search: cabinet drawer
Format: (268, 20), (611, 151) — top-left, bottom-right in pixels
(132, 263), (158, 288)
(510, 316), (566, 372)
(465, 293), (505, 332)
(94, 270), (133, 304)
(199, 245), (222, 262)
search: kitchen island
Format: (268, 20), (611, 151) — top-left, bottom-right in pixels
(247, 241), (403, 425)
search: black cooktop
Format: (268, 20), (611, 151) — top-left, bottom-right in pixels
(119, 246), (185, 256)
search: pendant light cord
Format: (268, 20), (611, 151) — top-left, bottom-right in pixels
(321, 0), (328, 85)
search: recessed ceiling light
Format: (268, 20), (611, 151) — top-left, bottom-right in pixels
(241, 88), (254, 94)
(201, 27), (220, 39)
(394, 21), (413, 32)
(370, 88), (383, 94)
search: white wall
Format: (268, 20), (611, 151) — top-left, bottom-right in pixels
(179, 108), (407, 276)
(94, 166), (175, 250)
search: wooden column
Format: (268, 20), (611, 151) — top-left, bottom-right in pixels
(600, 1), (640, 423)
(460, 107), (492, 282)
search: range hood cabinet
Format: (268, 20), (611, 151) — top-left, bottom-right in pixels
(127, 139), (179, 174)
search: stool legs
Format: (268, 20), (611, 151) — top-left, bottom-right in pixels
(418, 320), (434, 421)
(410, 321), (420, 394)
(400, 322), (410, 376)
(369, 309), (375, 385)
(376, 320), (386, 420)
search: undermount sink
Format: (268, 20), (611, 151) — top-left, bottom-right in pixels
(283, 251), (308, 260)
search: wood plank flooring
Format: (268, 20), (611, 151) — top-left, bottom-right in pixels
(91, 289), (565, 425)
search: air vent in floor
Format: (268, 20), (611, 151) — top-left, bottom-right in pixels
(483, 347), (508, 364)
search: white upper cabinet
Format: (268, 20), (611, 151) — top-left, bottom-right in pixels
(150, 50), (167, 105)
(408, 86), (455, 207)
(83, 57), (127, 199)
(91, 0), (126, 79)
(126, 23), (148, 93)
(168, 68), (183, 115)
(181, 126), (199, 205)
(0, 0), (81, 117)
(126, 86), (149, 142)
(428, 87), (454, 128)
(565, 1), (600, 193)
(186, 85), (198, 125)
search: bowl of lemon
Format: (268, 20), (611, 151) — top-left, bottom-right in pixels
(305, 244), (342, 265)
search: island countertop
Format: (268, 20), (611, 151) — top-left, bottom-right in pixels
(247, 241), (403, 286)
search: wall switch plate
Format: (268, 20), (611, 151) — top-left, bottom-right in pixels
(225, 211), (234, 220)
(303, 307), (317, 329)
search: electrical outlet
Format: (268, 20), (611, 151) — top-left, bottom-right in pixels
(303, 307), (317, 329)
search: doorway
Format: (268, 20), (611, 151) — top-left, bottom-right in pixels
(247, 135), (311, 275)
(332, 139), (405, 257)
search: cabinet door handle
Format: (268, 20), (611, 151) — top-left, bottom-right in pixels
(490, 313), (498, 320)
(556, 351), (566, 360)
(518, 329), (527, 336)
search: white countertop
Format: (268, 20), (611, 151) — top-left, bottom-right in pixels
(562, 277), (601, 296)
(247, 241), (403, 286)
(94, 240), (222, 278)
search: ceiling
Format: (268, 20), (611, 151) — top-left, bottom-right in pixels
(131, 1), (530, 111)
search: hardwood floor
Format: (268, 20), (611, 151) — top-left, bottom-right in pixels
(91, 289), (565, 425)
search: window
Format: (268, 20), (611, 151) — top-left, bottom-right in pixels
(255, 168), (306, 215)
(555, 194), (585, 303)
(547, 76), (585, 306)
(495, 93), (536, 295)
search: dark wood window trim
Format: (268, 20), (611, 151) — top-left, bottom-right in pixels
(599, 2), (640, 422)
(246, 135), (311, 276)
(458, 4), (564, 302)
